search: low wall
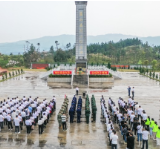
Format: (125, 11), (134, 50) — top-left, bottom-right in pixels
(89, 77), (114, 89)
(47, 77), (114, 89)
(47, 77), (71, 88)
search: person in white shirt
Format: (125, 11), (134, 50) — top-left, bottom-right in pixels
(21, 109), (26, 125)
(130, 112), (135, 129)
(11, 110), (17, 120)
(134, 102), (139, 115)
(38, 117), (44, 134)
(7, 113), (13, 130)
(6, 107), (11, 114)
(76, 87), (79, 95)
(110, 130), (118, 149)
(0, 113), (4, 131)
(29, 96), (33, 103)
(137, 106), (143, 120)
(14, 115), (20, 134)
(25, 118), (31, 134)
(5, 102), (10, 109)
(2, 104), (6, 111)
(31, 102), (36, 112)
(18, 113), (23, 130)
(137, 123), (143, 142)
(142, 111), (147, 128)
(0, 106), (3, 113)
(23, 96), (26, 101)
(2, 111), (7, 126)
(141, 127), (149, 149)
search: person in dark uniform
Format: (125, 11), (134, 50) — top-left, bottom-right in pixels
(69, 107), (74, 123)
(77, 106), (81, 123)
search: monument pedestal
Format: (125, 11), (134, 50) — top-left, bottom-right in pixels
(76, 59), (87, 74)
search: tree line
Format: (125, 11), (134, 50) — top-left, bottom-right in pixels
(1, 38), (160, 70)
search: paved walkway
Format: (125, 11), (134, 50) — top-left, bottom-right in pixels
(0, 71), (159, 149)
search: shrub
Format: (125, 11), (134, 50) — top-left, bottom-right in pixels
(89, 73), (112, 78)
(49, 74), (71, 78)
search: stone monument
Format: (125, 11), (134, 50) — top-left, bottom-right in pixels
(75, 1), (87, 73)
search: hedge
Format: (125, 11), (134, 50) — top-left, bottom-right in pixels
(49, 74), (72, 78)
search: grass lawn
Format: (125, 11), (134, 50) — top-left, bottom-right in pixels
(23, 69), (47, 72)
(117, 69), (138, 72)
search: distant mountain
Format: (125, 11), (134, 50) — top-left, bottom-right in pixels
(0, 34), (160, 54)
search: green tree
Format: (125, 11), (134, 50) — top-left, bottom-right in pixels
(151, 60), (157, 71)
(49, 46), (54, 53)
(149, 71), (151, 77)
(5, 73), (7, 79)
(55, 41), (59, 50)
(9, 72), (11, 78)
(144, 60), (149, 69)
(153, 72), (155, 78)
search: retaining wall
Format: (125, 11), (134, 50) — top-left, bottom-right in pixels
(89, 77), (114, 89)
(47, 77), (71, 88)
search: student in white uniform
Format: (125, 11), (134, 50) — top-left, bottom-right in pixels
(7, 113), (13, 130)
(0, 113), (4, 131)
(130, 112), (135, 129)
(25, 118), (31, 134)
(18, 113), (23, 130)
(138, 106), (143, 120)
(38, 117), (44, 134)
(2, 111), (7, 126)
(14, 115), (20, 134)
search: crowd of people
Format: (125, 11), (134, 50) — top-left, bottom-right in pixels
(101, 95), (160, 149)
(0, 96), (56, 134)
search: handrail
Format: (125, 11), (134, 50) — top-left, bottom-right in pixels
(71, 69), (75, 87)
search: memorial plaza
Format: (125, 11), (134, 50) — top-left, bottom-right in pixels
(0, 71), (160, 149)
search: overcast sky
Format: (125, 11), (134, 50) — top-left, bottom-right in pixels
(0, 1), (160, 43)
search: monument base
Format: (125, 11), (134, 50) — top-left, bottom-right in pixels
(76, 59), (87, 74)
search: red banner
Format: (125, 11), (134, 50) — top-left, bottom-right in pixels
(111, 65), (129, 68)
(32, 64), (48, 69)
(90, 71), (109, 75)
(53, 71), (72, 75)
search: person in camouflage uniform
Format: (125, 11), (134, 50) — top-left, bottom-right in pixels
(91, 95), (97, 122)
(57, 96), (69, 129)
(85, 94), (90, 124)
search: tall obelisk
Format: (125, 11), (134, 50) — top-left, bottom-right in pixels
(75, 1), (87, 72)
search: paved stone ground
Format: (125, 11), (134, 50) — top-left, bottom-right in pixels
(0, 71), (160, 149)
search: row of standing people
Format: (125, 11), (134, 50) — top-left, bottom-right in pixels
(69, 95), (82, 123)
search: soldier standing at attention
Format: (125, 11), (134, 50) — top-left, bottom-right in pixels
(69, 107), (74, 123)
(77, 106), (81, 123)
(86, 108), (90, 124)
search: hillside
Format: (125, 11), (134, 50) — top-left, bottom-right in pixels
(1, 34), (160, 54)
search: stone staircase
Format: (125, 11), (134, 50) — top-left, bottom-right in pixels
(73, 75), (88, 88)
